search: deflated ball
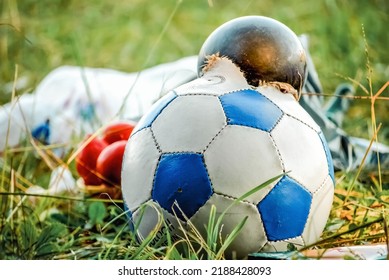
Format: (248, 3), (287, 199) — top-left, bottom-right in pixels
(121, 56), (334, 258)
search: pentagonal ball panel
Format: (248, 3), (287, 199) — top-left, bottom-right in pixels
(219, 89), (283, 132)
(152, 153), (213, 220)
(258, 175), (312, 241)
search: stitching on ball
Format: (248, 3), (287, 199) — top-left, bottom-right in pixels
(256, 89), (284, 114)
(266, 236), (306, 247)
(179, 92), (219, 96)
(268, 132), (286, 173)
(200, 154), (215, 194)
(202, 123), (228, 154)
(286, 113), (319, 132)
(218, 87), (254, 97)
(151, 153), (163, 200)
(213, 191), (256, 205)
(286, 174), (312, 195)
(150, 127), (162, 153)
(313, 174), (331, 196)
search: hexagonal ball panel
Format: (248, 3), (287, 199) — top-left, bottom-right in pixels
(132, 200), (183, 247)
(204, 125), (283, 205)
(152, 94), (226, 153)
(121, 128), (161, 211)
(190, 193), (266, 258)
(152, 153), (213, 220)
(258, 175), (312, 241)
(219, 89), (283, 132)
(302, 175), (334, 245)
(133, 91), (177, 134)
(271, 115), (329, 193)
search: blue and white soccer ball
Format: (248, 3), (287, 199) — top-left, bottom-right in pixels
(121, 58), (335, 258)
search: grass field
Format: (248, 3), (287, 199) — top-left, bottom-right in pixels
(0, 0), (388, 259)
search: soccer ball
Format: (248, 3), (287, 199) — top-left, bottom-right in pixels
(121, 58), (335, 258)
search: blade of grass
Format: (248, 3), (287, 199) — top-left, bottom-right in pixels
(128, 202), (165, 260)
(215, 216), (248, 259)
(211, 172), (285, 238)
(205, 172), (285, 259)
(170, 201), (201, 259)
(0, 191), (123, 204)
(1, 64), (19, 192)
(300, 216), (384, 251)
(343, 123), (382, 204)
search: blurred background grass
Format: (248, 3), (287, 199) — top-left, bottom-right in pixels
(1, 0), (388, 140)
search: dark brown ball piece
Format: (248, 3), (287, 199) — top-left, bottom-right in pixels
(198, 16), (307, 92)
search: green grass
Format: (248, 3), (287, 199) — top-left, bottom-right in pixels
(0, 0), (388, 259)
